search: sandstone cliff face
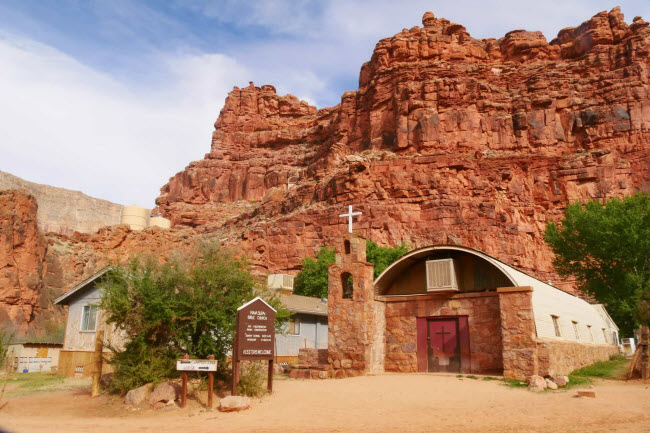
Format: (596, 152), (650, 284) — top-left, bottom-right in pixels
(156, 8), (650, 288)
(0, 190), (60, 333)
(0, 171), (123, 236)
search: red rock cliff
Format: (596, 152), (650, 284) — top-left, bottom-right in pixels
(155, 8), (650, 289)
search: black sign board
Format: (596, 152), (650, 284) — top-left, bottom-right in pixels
(232, 297), (276, 394)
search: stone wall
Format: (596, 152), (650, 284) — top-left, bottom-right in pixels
(297, 348), (329, 367)
(382, 292), (503, 374)
(498, 287), (538, 380)
(327, 235), (380, 377)
(537, 339), (620, 377)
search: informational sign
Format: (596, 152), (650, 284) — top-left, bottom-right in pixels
(235, 297), (276, 360)
(232, 297), (277, 395)
(176, 359), (217, 372)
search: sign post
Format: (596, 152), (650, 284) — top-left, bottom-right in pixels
(232, 297), (277, 395)
(176, 354), (217, 408)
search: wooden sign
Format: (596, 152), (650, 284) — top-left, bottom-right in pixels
(232, 297), (276, 395)
(176, 359), (217, 371)
(177, 354), (216, 408)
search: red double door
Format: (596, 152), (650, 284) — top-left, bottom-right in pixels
(416, 316), (470, 373)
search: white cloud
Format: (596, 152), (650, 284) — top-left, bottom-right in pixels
(0, 32), (248, 208)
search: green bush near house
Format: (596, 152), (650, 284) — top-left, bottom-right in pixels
(98, 244), (289, 394)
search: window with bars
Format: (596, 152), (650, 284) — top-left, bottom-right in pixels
(81, 305), (98, 331)
(551, 315), (561, 337)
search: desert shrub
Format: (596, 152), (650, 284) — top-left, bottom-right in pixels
(0, 331), (13, 368)
(236, 361), (267, 397)
(99, 244), (288, 394)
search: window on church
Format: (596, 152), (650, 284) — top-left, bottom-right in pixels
(289, 317), (301, 335)
(572, 321), (580, 340)
(344, 240), (351, 255)
(426, 259), (458, 291)
(341, 272), (353, 299)
(612, 331), (619, 346)
(587, 325), (593, 342)
(602, 328), (608, 343)
(551, 315), (561, 337)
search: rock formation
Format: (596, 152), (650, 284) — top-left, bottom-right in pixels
(156, 8), (650, 286)
(3, 8), (650, 335)
(0, 171), (123, 236)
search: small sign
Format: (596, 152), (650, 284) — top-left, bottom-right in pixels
(176, 359), (217, 372)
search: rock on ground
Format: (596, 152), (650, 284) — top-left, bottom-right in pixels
(149, 382), (181, 406)
(545, 379), (558, 390)
(219, 396), (251, 412)
(528, 375), (547, 391)
(553, 376), (569, 387)
(124, 383), (153, 406)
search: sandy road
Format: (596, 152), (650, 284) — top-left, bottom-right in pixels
(2, 374), (650, 433)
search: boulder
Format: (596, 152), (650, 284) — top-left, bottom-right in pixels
(149, 381), (181, 406)
(124, 383), (154, 406)
(545, 379), (558, 390)
(528, 375), (547, 390)
(553, 376), (569, 387)
(219, 396), (251, 412)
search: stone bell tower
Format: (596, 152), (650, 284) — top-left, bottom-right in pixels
(328, 233), (385, 377)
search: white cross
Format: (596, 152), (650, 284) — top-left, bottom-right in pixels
(339, 205), (362, 233)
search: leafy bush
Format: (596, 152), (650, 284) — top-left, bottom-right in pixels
(0, 331), (13, 368)
(236, 361), (267, 397)
(366, 240), (409, 279)
(99, 244), (288, 394)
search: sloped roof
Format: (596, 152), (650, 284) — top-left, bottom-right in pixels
(281, 293), (328, 316)
(53, 266), (113, 305)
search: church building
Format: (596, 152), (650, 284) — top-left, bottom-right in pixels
(327, 234), (620, 380)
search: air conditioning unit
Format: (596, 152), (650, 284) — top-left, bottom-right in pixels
(267, 274), (294, 293)
(426, 259), (458, 292)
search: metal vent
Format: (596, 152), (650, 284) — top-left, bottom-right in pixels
(267, 274), (294, 292)
(426, 259), (458, 291)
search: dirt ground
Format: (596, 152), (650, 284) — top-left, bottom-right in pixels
(2, 373), (650, 433)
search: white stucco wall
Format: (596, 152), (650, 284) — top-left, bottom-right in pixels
(63, 285), (125, 352)
(275, 314), (328, 357)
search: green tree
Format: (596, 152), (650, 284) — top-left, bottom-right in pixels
(293, 247), (335, 298)
(293, 241), (409, 298)
(544, 193), (650, 336)
(366, 240), (409, 278)
(98, 244), (288, 393)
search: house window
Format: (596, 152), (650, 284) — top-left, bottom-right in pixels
(612, 331), (619, 346)
(551, 315), (561, 337)
(81, 305), (99, 331)
(289, 317), (301, 335)
(572, 321), (580, 340)
(587, 325), (593, 342)
(602, 328), (608, 343)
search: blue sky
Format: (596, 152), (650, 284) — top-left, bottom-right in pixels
(1, 0), (649, 208)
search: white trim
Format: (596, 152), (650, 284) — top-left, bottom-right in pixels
(54, 266), (113, 305)
(237, 296), (277, 313)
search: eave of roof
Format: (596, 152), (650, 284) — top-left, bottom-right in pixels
(54, 266), (113, 305)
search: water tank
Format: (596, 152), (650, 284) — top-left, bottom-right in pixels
(121, 205), (147, 230)
(148, 216), (171, 229)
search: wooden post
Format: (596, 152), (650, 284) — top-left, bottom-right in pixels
(91, 330), (104, 397)
(641, 326), (650, 381)
(232, 357), (239, 396)
(180, 354), (189, 408)
(207, 355), (214, 408)
(268, 359), (274, 394)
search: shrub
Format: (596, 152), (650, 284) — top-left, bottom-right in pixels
(236, 361), (267, 397)
(99, 244), (288, 394)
